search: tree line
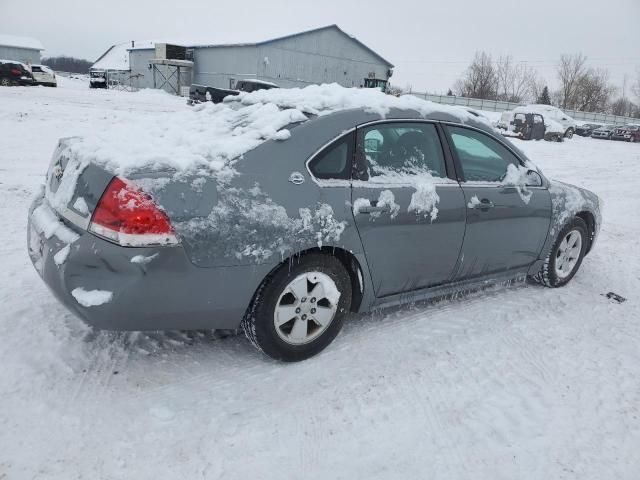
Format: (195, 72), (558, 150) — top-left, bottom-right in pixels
(41, 56), (92, 74)
(450, 52), (640, 118)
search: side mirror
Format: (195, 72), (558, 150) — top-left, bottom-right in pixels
(526, 170), (543, 187)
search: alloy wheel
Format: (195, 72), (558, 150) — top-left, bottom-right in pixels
(554, 229), (583, 279)
(273, 272), (340, 345)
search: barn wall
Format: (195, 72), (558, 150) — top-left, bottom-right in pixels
(192, 45), (258, 89)
(257, 28), (391, 88)
(0, 46), (40, 65)
(129, 48), (193, 94)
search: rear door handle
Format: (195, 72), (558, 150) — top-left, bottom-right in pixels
(358, 205), (391, 214)
(470, 199), (495, 210)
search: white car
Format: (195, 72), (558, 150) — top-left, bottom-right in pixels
(30, 64), (56, 87)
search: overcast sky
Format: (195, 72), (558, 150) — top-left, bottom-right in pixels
(1, 0), (639, 95)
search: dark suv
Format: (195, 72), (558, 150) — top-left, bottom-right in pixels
(0, 60), (34, 86)
(611, 125), (640, 143)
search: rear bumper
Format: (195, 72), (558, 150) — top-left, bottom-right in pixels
(28, 194), (270, 331)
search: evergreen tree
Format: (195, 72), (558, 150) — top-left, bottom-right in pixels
(446, 89), (454, 96)
(537, 86), (551, 105)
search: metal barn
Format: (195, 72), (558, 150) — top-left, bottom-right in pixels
(0, 34), (43, 65)
(95, 25), (393, 94)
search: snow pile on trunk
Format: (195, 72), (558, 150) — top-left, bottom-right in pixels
(63, 84), (477, 176)
(71, 288), (113, 307)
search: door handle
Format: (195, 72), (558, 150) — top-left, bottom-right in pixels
(358, 205), (391, 214)
(470, 199), (495, 210)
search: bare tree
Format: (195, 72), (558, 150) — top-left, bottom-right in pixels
(557, 53), (587, 109)
(573, 68), (615, 112)
(611, 97), (634, 117)
(529, 77), (547, 104)
(633, 67), (640, 100)
(453, 52), (498, 100)
(496, 56), (536, 103)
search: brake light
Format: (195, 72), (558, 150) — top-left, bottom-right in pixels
(10, 68), (20, 76)
(89, 177), (178, 246)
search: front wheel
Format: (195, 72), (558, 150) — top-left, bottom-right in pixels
(533, 217), (588, 287)
(242, 253), (352, 362)
(564, 128), (574, 139)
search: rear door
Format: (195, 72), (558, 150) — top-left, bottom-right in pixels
(443, 125), (551, 279)
(351, 121), (466, 297)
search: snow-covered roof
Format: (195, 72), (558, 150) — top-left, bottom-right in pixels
(91, 43), (133, 71)
(0, 34), (44, 51)
(64, 83), (477, 176)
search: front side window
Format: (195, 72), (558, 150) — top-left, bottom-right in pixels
(447, 126), (521, 182)
(360, 122), (447, 180)
(308, 132), (353, 180)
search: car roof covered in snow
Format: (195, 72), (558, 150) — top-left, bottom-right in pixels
(62, 84), (496, 177)
(0, 34), (44, 51)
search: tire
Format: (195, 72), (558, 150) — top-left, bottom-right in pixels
(565, 128), (574, 139)
(242, 253), (352, 362)
(533, 217), (588, 288)
(0, 78), (10, 87)
(629, 137), (635, 143)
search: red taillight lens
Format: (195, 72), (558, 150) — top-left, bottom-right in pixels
(89, 177), (178, 246)
(10, 68), (21, 75)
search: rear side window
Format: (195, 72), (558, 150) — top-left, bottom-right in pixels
(32, 66), (42, 72)
(308, 132), (353, 180)
(360, 122), (447, 178)
(447, 126), (521, 182)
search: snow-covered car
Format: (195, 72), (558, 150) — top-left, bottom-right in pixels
(611, 125), (640, 143)
(27, 85), (602, 362)
(30, 64), (56, 87)
(0, 59), (34, 86)
(513, 105), (576, 138)
(591, 125), (618, 140)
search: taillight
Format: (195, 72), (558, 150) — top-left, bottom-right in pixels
(10, 68), (20, 75)
(89, 177), (178, 247)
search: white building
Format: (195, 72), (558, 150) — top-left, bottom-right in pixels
(0, 34), (43, 65)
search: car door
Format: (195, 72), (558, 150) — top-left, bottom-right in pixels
(443, 125), (551, 279)
(351, 121), (466, 297)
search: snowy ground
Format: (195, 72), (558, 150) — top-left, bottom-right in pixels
(1, 81), (639, 480)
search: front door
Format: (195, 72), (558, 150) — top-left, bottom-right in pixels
(351, 121), (466, 297)
(444, 125), (551, 279)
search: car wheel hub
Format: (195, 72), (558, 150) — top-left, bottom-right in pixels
(273, 272), (339, 345)
(555, 229), (582, 279)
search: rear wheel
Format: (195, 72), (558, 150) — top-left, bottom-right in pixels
(565, 128), (574, 139)
(242, 253), (352, 362)
(533, 217), (588, 288)
(0, 78), (10, 87)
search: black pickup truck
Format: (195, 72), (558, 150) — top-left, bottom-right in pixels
(188, 79), (278, 105)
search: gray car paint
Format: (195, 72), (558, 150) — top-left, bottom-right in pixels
(27, 107), (602, 331)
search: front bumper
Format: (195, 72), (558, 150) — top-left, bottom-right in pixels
(27, 194), (270, 331)
(611, 134), (632, 141)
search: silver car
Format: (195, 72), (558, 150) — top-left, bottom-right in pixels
(28, 92), (602, 361)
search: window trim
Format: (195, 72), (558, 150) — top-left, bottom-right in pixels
(442, 122), (538, 187)
(305, 129), (356, 187)
(353, 119), (456, 183)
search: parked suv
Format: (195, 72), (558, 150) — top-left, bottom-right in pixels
(591, 125), (619, 140)
(611, 125), (640, 143)
(0, 60), (34, 86)
(31, 64), (57, 87)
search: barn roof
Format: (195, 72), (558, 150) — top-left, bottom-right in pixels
(0, 34), (44, 51)
(119, 25), (394, 68)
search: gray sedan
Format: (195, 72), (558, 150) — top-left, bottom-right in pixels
(28, 99), (601, 362)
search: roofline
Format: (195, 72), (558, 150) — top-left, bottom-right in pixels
(131, 23), (395, 68)
(0, 43), (42, 51)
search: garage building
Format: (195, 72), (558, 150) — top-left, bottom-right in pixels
(93, 25), (394, 94)
(0, 34), (43, 65)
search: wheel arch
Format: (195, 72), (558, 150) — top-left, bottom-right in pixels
(575, 210), (596, 253)
(250, 247), (365, 315)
